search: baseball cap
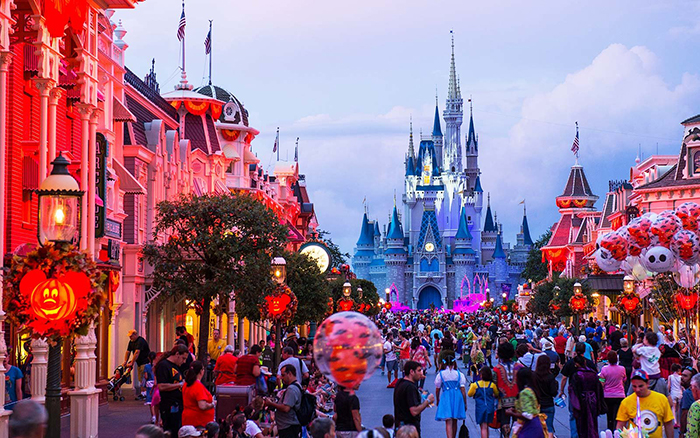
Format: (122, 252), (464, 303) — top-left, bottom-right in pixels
(631, 370), (649, 382)
(127, 330), (137, 337)
(178, 426), (201, 438)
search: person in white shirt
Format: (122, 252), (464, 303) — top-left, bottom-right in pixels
(632, 331), (662, 378)
(384, 333), (399, 385)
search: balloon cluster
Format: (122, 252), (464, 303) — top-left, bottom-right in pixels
(594, 203), (700, 287)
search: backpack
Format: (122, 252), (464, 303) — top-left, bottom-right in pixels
(291, 382), (316, 426)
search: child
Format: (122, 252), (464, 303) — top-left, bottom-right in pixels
(668, 363), (683, 427)
(382, 414), (395, 438)
(142, 351), (156, 405)
(632, 332), (661, 378)
(468, 366), (499, 438)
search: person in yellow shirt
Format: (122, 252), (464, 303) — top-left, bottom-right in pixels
(468, 366), (499, 438)
(617, 370), (674, 438)
(207, 329), (226, 362)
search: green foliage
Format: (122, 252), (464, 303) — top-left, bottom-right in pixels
(329, 278), (380, 316)
(141, 193), (288, 358)
(529, 275), (593, 317)
(317, 229), (350, 268)
(521, 230), (552, 283)
(284, 250), (331, 325)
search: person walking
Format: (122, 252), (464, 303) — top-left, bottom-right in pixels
(124, 329), (151, 400)
(468, 366), (498, 438)
(599, 350), (627, 432)
(532, 355), (557, 438)
(684, 374), (700, 438)
(384, 333), (399, 386)
(409, 337), (430, 390)
(569, 352), (605, 438)
(207, 329), (226, 362)
(394, 361), (434, 437)
(181, 361), (215, 428)
(506, 368), (547, 438)
(155, 344), (189, 436)
(333, 385), (361, 438)
(434, 354), (467, 438)
(617, 370), (674, 438)
(214, 345), (238, 385)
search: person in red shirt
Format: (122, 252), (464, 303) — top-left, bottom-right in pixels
(214, 345), (238, 385)
(234, 344), (262, 386)
(554, 331), (568, 365)
(398, 332), (411, 375)
(182, 360), (215, 428)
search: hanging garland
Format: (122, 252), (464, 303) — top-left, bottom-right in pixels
(221, 129), (240, 142)
(211, 103), (223, 120)
(4, 243), (108, 339)
(259, 283), (298, 323)
(184, 100), (210, 116)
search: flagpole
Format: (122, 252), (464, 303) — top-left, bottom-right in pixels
(277, 129), (280, 162)
(575, 121), (579, 165)
(181, 1), (185, 75)
(208, 20), (213, 85)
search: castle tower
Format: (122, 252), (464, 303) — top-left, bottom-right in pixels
(443, 31), (463, 173)
(385, 206), (408, 303)
(352, 212), (375, 280)
(465, 101), (479, 190)
(510, 204), (534, 266)
(493, 231), (508, 302)
(432, 98), (444, 170)
(452, 206), (476, 305)
(481, 193), (498, 263)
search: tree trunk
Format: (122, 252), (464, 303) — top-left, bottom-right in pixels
(198, 296), (212, 361)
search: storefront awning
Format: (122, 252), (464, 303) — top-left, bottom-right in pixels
(113, 98), (136, 123)
(587, 274), (624, 297)
(113, 160), (146, 195)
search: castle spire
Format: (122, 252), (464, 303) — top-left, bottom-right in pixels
(467, 98), (476, 144)
(356, 212), (374, 246)
(432, 99), (443, 137)
(493, 231), (506, 258)
(484, 193), (496, 232)
(522, 203), (533, 246)
(409, 117), (415, 157)
(447, 30), (459, 100)
(387, 205), (404, 240)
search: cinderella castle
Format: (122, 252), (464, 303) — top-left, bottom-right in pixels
(352, 34), (534, 310)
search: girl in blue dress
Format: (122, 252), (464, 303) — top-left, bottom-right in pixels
(468, 365), (499, 438)
(434, 354), (467, 438)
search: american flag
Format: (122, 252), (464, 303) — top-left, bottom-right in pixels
(176, 6), (186, 41)
(273, 128), (279, 153)
(204, 29), (211, 54)
(571, 122), (579, 156)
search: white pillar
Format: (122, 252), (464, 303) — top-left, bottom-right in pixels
(69, 324), (100, 438)
(77, 104), (91, 250)
(47, 88), (61, 163)
(0, 50), (13, 438)
(29, 338), (48, 404)
(34, 78), (53, 182)
(227, 298), (235, 347)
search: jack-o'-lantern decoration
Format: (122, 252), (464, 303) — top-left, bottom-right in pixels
(500, 305), (508, 312)
(617, 292), (642, 317)
(569, 292), (588, 313)
(676, 289), (699, 311)
(337, 298), (354, 312)
(259, 284), (297, 322)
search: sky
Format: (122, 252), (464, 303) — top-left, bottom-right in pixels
(116, 0), (700, 255)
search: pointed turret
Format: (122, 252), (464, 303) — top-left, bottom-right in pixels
(467, 102), (476, 146)
(387, 206), (404, 240)
(356, 213), (374, 246)
(483, 194), (496, 232)
(447, 31), (459, 100)
(406, 119), (415, 177)
(493, 232), (506, 259)
(454, 207), (473, 240)
(473, 175), (483, 193)
(443, 30), (463, 172)
(408, 118), (415, 158)
(432, 102), (443, 137)
(374, 221), (381, 237)
(521, 205), (533, 246)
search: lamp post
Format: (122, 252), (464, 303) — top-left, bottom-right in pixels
(572, 282), (583, 337)
(271, 257), (286, 369)
(385, 287), (390, 303)
(37, 154), (82, 438)
(357, 286), (363, 300)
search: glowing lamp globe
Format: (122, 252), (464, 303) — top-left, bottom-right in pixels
(343, 282), (352, 298)
(37, 154), (83, 245)
(271, 257), (286, 284)
(313, 311), (383, 388)
(623, 275), (635, 294)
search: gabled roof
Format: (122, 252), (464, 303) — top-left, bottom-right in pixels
(387, 206), (404, 240)
(599, 192), (617, 228)
(493, 233), (506, 258)
(416, 208), (442, 250)
(432, 104), (443, 137)
(636, 164), (700, 190)
(682, 114), (700, 125)
(560, 164), (595, 198)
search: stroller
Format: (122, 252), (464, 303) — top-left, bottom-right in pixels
(107, 364), (132, 401)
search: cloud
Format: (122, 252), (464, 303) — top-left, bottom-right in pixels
(293, 44), (700, 257)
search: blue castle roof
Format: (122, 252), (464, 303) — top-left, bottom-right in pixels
(432, 104), (443, 137)
(484, 200), (496, 232)
(374, 221), (381, 237)
(387, 206), (404, 240)
(473, 175), (483, 193)
(416, 208), (442, 249)
(356, 213), (374, 246)
(455, 207), (472, 240)
(522, 210), (533, 246)
(406, 155), (415, 176)
(493, 232), (506, 258)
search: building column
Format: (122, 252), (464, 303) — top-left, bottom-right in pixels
(87, 110), (99, 257)
(69, 324), (100, 438)
(33, 78), (54, 182)
(76, 104), (92, 250)
(29, 338), (48, 403)
(47, 88), (62, 163)
(0, 49), (13, 438)
(227, 298), (235, 347)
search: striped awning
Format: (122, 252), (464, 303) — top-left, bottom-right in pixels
(113, 160), (146, 195)
(113, 98), (136, 123)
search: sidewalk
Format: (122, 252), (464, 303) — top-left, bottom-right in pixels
(60, 389), (153, 438)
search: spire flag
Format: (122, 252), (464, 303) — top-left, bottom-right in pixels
(204, 22), (211, 54)
(273, 128), (279, 154)
(294, 137), (299, 162)
(176, 2), (186, 41)
(571, 121), (580, 159)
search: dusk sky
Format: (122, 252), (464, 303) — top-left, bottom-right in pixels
(116, 1), (700, 255)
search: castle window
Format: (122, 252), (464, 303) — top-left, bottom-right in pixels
(694, 150), (700, 175)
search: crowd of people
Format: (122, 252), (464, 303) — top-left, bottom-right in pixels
(125, 309), (700, 438)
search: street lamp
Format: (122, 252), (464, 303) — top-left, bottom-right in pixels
(37, 153), (82, 245)
(623, 275), (635, 344)
(37, 153), (83, 438)
(385, 287), (390, 303)
(572, 282), (583, 336)
(343, 282), (352, 298)
(357, 286), (363, 300)
(271, 257), (287, 284)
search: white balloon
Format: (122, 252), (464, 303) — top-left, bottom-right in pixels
(595, 248), (622, 272)
(673, 262), (700, 288)
(642, 245), (676, 273)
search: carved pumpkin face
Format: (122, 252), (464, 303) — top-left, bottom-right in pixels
(620, 294), (640, 312)
(30, 278), (76, 321)
(569, 293), (587, 312)
(676, 291), (699, 310)
(265, 293), (291, 317)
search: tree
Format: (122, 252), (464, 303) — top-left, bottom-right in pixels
(521, 230), (552, 283)
(284, 250), (331, 325)
(329, 278), (380, 316)
(529, 275), (593, 317)
(317, 229), (350, 268)
(142, 193), (288, 359)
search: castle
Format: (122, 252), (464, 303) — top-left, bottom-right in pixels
(352, 34), (533, 309)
